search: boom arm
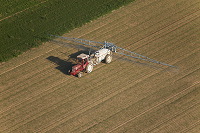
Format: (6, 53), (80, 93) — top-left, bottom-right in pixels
(114, 45), (176, 67)
(50, 35), (176, 68)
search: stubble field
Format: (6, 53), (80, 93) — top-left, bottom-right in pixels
(0, 0), (200, 132)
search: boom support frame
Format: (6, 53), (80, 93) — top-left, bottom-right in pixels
(50, 35), (176, 68)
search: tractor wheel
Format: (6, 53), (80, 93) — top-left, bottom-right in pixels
(86, 63), (93, 73)
(78, 72), (82, 78)
(105, 54), (112, 64)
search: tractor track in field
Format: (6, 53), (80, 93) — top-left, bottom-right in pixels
(1, 0), (192, 112)
(2, 42), (199, 132)
(96, 0), (198, 45)
(36, 66), (162, 132)
(140, 89), (200, 133)
(29, 50), (199, 132)
(106, 82), (200, 133)
(95, 0), (197, 42)
(1, 14), (200, 133)
(2, 26), (199, 133)
(146, 103), (200, 133)
(0, 10), (198, 123)
(61, 74), (200, 132)
(73, 93), (199, 132)
(1, 0), (200, 132)
(85, 98), (200, 133)
(0, 0), (195, 78)
(44, 35), (200, 132)
(0, 48), (67, 89)
(181, 120), (200, 133)
(76, 51), (198, 132)
(0, 0), (165, 75)
(105, 1), (199, 47)
(115, 7), (199, 52)
(0, 39), (193, 132)
(140, 27), (199, 57)
(0, 0), (196, 76)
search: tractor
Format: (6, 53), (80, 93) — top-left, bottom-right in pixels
(69, 48), (112, 78)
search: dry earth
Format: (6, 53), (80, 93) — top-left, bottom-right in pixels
(0, 0), (200, 132)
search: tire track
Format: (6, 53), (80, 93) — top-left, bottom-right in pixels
(46, 36), (198, 132)
(106, 82), (199, 133)
(110, 2), (199, 49)
(77, 52), (199, 133)
(2, 55), (142, 132)
(2, 20), (198, 133)
(181, 120), (200, 133)
(38, 48), (199, 132)
(147, 103), (200, 133)
(5, 10), (199, 133)
(0, 0), (159, 75)
(0, 0), (170, 117)
(3, 43), (198, 132)
(0, 0), (197, 76)
(143, 92), (200, 132)
(0, 0), (199, 132)
(1, 33), (170, 132)
(0, 1), (197, 75)
(0, 46), (76, 94)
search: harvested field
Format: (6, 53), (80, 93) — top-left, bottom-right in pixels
(0, 0), (200, 132)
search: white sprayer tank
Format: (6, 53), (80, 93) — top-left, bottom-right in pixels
(93, 49), (111, 64)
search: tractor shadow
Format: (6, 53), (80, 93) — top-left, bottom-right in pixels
(46, 39), (97, 76)
(46, 50), (88, 75)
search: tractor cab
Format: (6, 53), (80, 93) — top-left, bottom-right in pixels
(76, 53), (89, 65)
(69, 53), (89, 76)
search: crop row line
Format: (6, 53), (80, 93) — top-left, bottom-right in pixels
(79, 49), (196, 132)
(1, 1), (198, 131)
(0, 0), (167, 113)
(110, 2), (199, 51)
(7, 38), (198, 132)
(0, 0), (185, 75)
(106, 82), (200, 133)
(40, 43), (200, 132)
(181, 120), (200, 133)
(34, 12), (200, 131)
(89, 0), (191, 44)
(0, 0), (160, 72)
(0, 0), (48, 22)
(145, 94), (200, 132)
(5, 8), (199, 132)
(1, 7), (198, 128)
(0, 47), (78, 113)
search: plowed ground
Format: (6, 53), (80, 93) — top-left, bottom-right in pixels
(0, 0), (200, 132)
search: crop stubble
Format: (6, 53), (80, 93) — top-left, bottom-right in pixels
(0, 0), (200, 132)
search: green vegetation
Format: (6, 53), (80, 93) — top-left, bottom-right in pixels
(0, 0), (45, 19)
(0, 0), (134, 62)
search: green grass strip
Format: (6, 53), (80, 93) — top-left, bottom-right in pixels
(0, 0), (135, 62)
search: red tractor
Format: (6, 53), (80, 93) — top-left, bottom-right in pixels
(69, 49), (112, 78)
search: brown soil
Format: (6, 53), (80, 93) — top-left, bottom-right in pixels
(0, 0), (199, 132)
